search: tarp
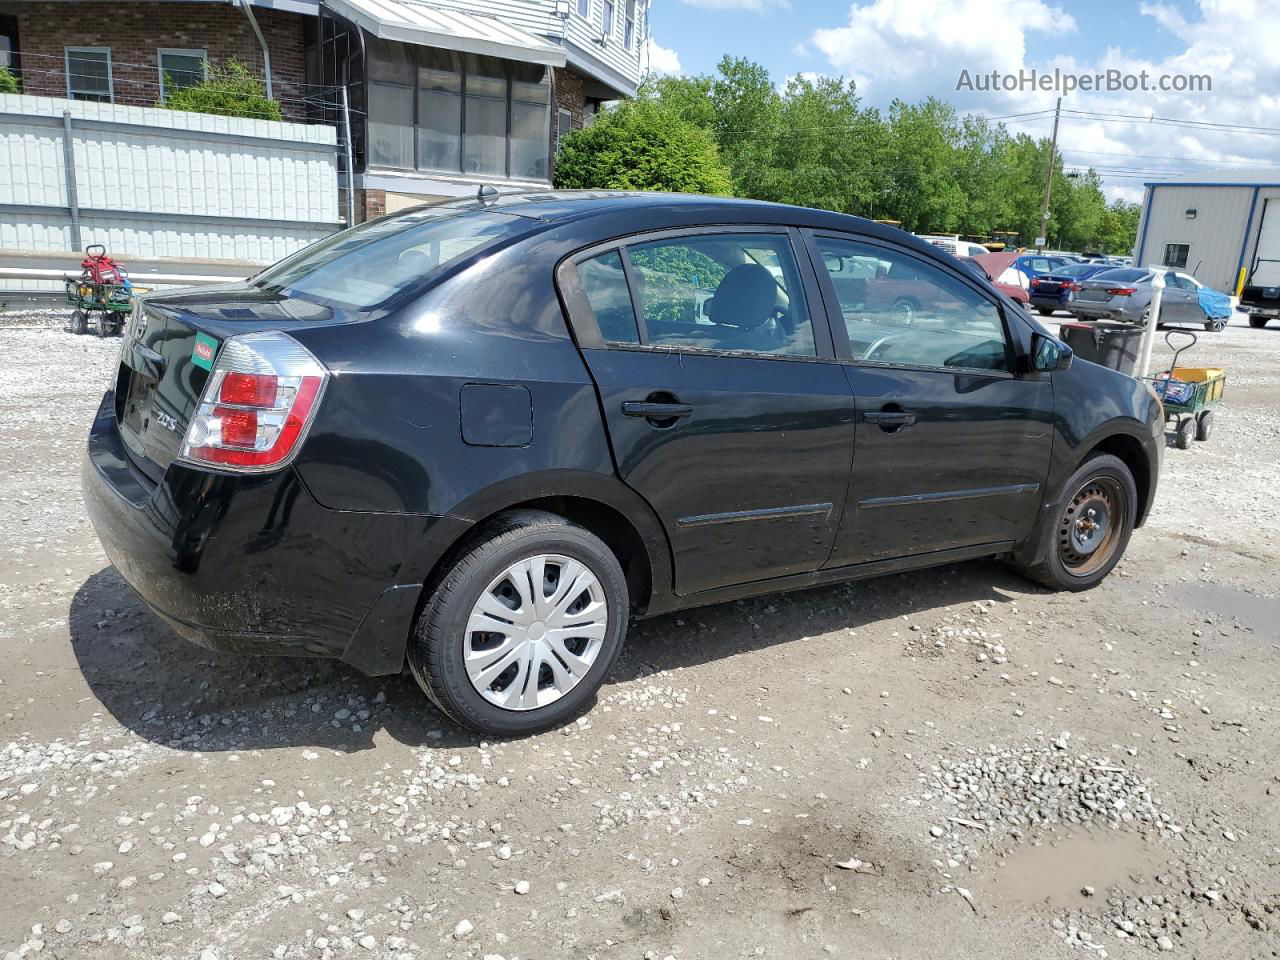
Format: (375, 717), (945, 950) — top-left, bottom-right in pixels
(1197, 286), (1232, 320)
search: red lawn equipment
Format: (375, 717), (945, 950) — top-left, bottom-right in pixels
(65, 244), (134, 337)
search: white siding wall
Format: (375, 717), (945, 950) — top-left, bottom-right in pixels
(1135, 185), (1256, 292)
(414, 0), (646, 92)
(0, 93), (340, 267)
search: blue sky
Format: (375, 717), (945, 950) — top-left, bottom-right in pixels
(644, 0), (1278, 202)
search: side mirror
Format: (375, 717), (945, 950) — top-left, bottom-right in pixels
(1031, 333), (1072, 372)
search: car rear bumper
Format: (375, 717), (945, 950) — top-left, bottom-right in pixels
(1070, 302), (1140, 322)
(1243, 304), (1280, 317)
(1030, 295), (1067, 309)
(82, 391), (470, 675)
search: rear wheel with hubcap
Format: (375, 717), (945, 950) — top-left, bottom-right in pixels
(1018, 453), (1136, 591)
(407, 510), (628, 736)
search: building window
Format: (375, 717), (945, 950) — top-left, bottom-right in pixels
(624, 0), (636, 49)
(577, 0), (590, 15)
(367, 38), (415, 169)
(366, 38), (551, 181)
(557, 108), (574, 149)
(1163, 243), (1190, 269)
(158, 48), (207, 101)
(417, 48), (462, 173)
(602, 0), (615, 37)
(66, 47), (113, 102)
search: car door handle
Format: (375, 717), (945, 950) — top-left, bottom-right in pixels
(863, 410), (917, 427)
(622, 401), (694, 419)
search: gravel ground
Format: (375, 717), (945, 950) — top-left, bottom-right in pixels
(1, 308), (1278, 960)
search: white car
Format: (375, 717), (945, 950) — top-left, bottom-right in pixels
(919, 235), (991, 258)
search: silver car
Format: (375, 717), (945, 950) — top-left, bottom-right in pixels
(1071, 268), (1232, 331)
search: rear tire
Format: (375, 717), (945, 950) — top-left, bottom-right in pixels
(1018, 453), (1137, 591)
(1249, 315), (1269, 329)
(1036, 306), (1054, 316)
(1175, 417), (1194, 449)
(1195, 410), (1213, 442)
(69, 310), (87, 335)
(407, 510), (629, 736)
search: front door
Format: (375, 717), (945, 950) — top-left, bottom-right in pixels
(808, 233), (1054, 565)
(560, 229), (856, 595)
(1161, 273), (1198, 324)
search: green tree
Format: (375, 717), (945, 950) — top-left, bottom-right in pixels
(708, 56), (782, 199)
(160, 60), (281, 121)
(0, 66), (19, 95)
(552, 99), (733, 195)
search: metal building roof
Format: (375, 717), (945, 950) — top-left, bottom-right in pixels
(1145, 168), (1280, 187)
(321, 0), (567, 66)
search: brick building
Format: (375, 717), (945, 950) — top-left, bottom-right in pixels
(0, 0), (649, 220)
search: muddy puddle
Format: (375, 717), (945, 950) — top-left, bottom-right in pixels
(978, 830), (1165, 911)
(1172, 581), (1280, 638)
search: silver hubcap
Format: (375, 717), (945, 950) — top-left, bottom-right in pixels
(464, 554), (608, 711)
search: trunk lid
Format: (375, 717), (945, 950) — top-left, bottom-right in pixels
(1073, 279), (1116, 302)
(114, 284), (348, 480)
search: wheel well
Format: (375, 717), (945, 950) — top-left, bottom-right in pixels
(421, 496), (655, 617)
(1083, 434), (1152, 525)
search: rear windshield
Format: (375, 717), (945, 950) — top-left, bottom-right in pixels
(251, 208), (531, 309)
(1057, 262), (1099, 277)
(1092, 268), (1149, 283)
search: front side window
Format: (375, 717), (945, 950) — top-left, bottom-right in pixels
(625, 233), (816, 356)
(66, 47), (112, 102)
(158, 48), (206, 101)
(1164, 243), (1190, 269)
(816, 236), (1010, 373)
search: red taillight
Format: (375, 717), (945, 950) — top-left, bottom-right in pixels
(215, 407), (259, 448)
(1030, 277), (1041, 287)
(1105, 287), (1137, 296)
(1063, 281), (1079, 292)
(181, 331), (328, 473)
(220, 371), (278, 408)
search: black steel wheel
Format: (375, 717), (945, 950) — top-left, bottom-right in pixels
(1017, 453), (1137, 591)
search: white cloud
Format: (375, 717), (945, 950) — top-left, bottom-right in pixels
(678, 0), (789, 9)
(809, 0), (1280, 194)
(644, 38), (683, 76)
(791, 40), (811, 57)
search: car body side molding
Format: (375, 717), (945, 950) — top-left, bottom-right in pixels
(858, 483), (1041, 509)
(677, 502), (834, 528)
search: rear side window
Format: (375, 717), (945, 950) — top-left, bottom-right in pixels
(251, 208), (531, 309)
(815, 236), (1010, 373)
(626, 233), (816, 356)
(578, 251), (640, 344)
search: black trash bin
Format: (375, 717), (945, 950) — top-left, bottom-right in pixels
(1058, 321), (1145, 375)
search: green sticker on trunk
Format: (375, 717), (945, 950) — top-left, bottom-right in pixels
(192, 332), (218, 371)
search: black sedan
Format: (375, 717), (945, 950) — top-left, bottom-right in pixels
(83, 192), (1164, 735)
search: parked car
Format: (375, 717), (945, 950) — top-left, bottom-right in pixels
(919, 235), (992, 258)
(1072, 268), (1233, 331)
(83, 192), (1163, 736)
(1012, 254), (1073, 283)
(1028, 262), (1116, 315)
(959, 251), (1031, 305)
(1239, 256), (1280, 328)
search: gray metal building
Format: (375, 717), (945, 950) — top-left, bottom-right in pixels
(1134, 169), (1280, 293)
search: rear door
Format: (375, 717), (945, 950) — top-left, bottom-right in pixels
(1161, 273), (1197, 323)
(805, 232), (1054, 565)
(558, 227), (856, 596)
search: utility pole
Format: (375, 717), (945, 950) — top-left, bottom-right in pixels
(1036, 97), (1062, 251)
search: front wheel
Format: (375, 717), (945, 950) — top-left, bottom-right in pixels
(1204, 317), (1226, 332)
(1018, 454), (1137, 591)
(407, 510), (629, 736)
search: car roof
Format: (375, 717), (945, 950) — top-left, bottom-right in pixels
(421, 188), (947, 253)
